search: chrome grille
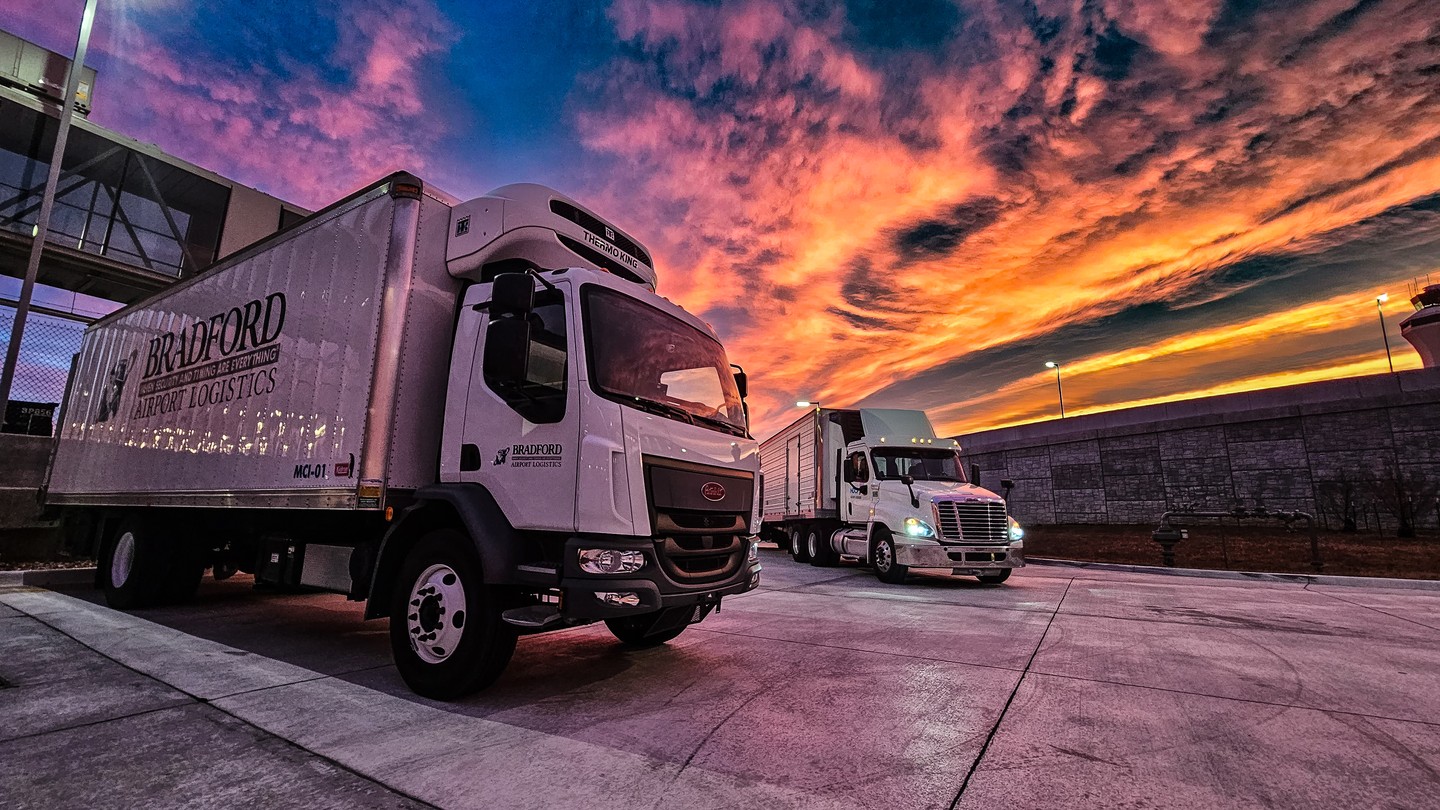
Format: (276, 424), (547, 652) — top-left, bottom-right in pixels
(935, 501), (1008, 544)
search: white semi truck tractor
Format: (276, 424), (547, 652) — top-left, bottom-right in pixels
(43, 172), (761, 699)
(759, 408), (1022, 584)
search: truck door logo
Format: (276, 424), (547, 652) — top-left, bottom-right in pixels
(94, 350), (139, 423)
(701, 482), (726, 502)
(493, 447), (509, 465)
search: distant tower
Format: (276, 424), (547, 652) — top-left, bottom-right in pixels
(1400, 283), (1440, 368)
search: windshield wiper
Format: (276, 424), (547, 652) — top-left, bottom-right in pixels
(627, 396), (695, 424)
(689, 411), (747, 437)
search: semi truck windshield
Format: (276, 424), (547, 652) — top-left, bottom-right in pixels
(871, 448), (966, 482)
(583, 286), (746, 435)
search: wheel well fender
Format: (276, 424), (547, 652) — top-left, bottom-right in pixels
(364, 483), (520, 619)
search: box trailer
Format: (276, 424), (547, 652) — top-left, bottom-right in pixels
(45, 172), (762, 698)
(759, 407), (1022, 584)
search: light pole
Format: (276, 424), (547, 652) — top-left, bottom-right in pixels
(795, 400), (820, 408)
(0, 0), (99, 424)
(1376, 294), (1395, 374)
(1044, 361), (1065, 418)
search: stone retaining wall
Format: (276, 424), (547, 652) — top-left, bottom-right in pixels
(958, 370), (1440, 530)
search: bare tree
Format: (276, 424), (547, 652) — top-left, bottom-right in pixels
(1367, 461), (1439, 539)
(1316, 473), (1361, 533)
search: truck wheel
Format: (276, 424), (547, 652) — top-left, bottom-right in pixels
(807, 527), (836, 567)
(605, 616), (687, 647)
(789, 526), (811, 563)
(389, 530), (517, 700)
(977, 569), (1012, 585)
(100, 518), (168, 609)
(872, 532), (908, 584)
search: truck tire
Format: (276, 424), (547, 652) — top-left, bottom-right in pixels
(977, 569), (1011, 585)
(872, 531), (908, 585)
(100, 517), (168, 609)
(789, 526), (811, 563)
(605, 616), (687, 647)
(807, 526), (836, 567)
(389, 529), (517, 700)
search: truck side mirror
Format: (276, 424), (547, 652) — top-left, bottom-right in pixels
(899, 474), (914, 486)
(491, 272), (535, 317)
(483, 318), (531, 383)
(969, 463), (981, 485)
(731, 368), (748, 399)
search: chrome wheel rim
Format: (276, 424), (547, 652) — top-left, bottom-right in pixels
(807, 532), (819, 559)
(111, 531), (136, 587)
(406, 563), (467, 664)
(791, 530), (802, 558)
(875, 541), (892, 573)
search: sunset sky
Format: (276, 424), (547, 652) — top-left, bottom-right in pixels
(4, 0), (1436, 438)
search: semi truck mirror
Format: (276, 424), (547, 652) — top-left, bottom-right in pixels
(899, 474), (914, 486)
(969, 463), (980, 485)
(483, 318), (531, 383)
(732, 369), (748, 399)
(491, 272), (535, 317)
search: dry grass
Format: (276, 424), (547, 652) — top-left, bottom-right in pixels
(1025, 524), (1440, 580)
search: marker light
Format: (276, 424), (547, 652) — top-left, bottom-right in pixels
(904, 517), (936, 538)
(579, 549), (646, 574)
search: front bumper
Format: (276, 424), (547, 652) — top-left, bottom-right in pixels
(559, 534), (761, 620)
(894, 541), (1024, 571)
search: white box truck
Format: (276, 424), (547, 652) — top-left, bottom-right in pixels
(759, 408), (1022, 584)
(43, 172), (762, 698)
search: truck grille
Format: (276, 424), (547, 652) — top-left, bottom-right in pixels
(936, 501), (1008, 545)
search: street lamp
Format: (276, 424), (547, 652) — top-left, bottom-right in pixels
(1376, 294), (1395, 374)
(1044, 361), (1066, 418)
(796, 400), (820, 408)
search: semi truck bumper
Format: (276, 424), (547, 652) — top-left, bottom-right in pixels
(895, 541), (1024, 571)
(558, 534), (761, 621)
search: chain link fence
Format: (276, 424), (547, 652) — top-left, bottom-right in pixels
(0, 302), (90, 434)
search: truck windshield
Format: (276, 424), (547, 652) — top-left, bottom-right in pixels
(871, 448), (966, 482)
(582, 286), (746, 436)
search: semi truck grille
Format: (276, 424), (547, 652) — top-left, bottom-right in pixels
(936, 501), (1008, 545)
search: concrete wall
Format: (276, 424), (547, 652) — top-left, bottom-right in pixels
(959, 370), (1440, 528)
(0, 433), (62, 559)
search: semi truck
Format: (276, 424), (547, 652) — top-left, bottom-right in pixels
(42, 172), (762, 699)
(759, 408), (1022, 584)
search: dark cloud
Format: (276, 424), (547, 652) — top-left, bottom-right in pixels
(892, 197), (1005, 262)
(841, 0), (961, 53)
(1091, 25), (1144, 81)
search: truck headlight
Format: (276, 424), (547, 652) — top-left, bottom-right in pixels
(903, 517), (936, 538)
(747, 539), (760, 563)
(1008, 517), (1025, 542)
(579, 549), (646, 574)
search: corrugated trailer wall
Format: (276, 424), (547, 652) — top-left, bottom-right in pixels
(47, 181), (459, 508)
(759, 410), (821, 520)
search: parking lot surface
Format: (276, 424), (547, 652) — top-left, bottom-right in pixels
(4, 549), (1439, 808)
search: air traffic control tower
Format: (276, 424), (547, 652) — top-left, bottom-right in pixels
(1400, 283), (1440, 368)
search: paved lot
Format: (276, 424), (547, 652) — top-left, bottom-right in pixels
(3, 549), (1439, 808)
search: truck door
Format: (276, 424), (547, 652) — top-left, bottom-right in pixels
(461, 278), (581, 531)
(842, 443), (872, 524)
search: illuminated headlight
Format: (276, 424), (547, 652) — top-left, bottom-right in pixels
(579, 549), (646, 574)
(747, 539), (760, 563)
(595, 591), (641, 607)
(903, 517), (936, 538)
(1009, 517), (1025, 542)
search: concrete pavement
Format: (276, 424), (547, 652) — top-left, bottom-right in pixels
(2, 551), (1438, 808)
